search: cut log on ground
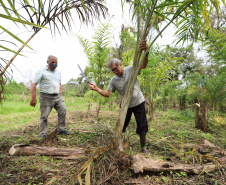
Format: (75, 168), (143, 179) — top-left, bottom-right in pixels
(183, 140), (226, 156)
(9, 144), (88, 159)
(131, 154), (226, 174)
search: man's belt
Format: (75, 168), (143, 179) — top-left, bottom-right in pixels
(40, 92), (59, 96)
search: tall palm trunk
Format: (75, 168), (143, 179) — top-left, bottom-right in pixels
(201, 100), (208, 131)
(194, 94), (208, 132)
(114, 51), (143, 151)
(165, 98), (168, 111)
(179, 95), (186, 110)
(96, 96), (100, 118)
(150, 100), (154, 121)
(149, 88), (154, 121)
(114, 0), (205, 151)
(195, 96), (202, 129)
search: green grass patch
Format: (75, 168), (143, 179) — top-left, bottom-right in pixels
(0, 94), (225, 185)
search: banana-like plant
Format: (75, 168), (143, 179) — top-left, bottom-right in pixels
(0, 0), (108, 103)
(114, 0), (223, 151)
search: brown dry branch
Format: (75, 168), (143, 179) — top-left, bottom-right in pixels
(97, 169), (118, 185)
(156, 136), (172, 144)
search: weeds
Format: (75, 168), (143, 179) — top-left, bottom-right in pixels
(0, 95), (225, 185)
(168, 133), (224, 168)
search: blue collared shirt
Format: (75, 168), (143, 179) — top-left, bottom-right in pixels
(32, 66), (61, 94)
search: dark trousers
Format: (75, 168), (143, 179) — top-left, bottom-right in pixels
(123, 101), (148, 135)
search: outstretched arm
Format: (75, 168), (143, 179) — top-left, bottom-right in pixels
(88, 83), (112, 98)
(139, 40), (149, 70)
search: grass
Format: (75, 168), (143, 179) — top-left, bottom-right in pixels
(0, 95), (92, 133)
(0, 94), (225, 184)
(0, 96), (40, 132)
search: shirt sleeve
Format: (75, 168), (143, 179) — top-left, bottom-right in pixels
(107, 78), (116, 92)
(58, 70), (61, 84)
(32, 69), (43, 84)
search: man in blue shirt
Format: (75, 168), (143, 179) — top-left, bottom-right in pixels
(30, 55), (69, 138)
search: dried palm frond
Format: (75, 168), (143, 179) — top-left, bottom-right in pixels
(45, 143), (132, 184)
(74, 145), (112, 185)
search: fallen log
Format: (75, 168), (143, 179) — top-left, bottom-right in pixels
(131, 154), (226, 174)
(9, 144), (87, 159)
(183, 140), (226, 156)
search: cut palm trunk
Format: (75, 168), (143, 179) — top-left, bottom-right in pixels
(131, 154), (226, 174)
(9, 144), (87, 159)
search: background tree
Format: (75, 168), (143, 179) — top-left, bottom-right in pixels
(164, 45), (204, 80)
(62, 78), (89, 98)
(78, 23), (112, 118)
(140, 50), (181, 120)
(119, 25), (137, 65)
(185, 69), (225, 131)
(201, 6), (226, 64)
(113, 0), (223, 151)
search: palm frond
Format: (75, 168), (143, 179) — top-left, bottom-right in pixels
(0, 0), (108, 55)
(0, 0), (109, 103)
(0, 25), (32, 49)
(77, 35), (93, 61)
(0, 45), (23, 56)
(0, 13), (46, 28)
(74, 145), (112, 184)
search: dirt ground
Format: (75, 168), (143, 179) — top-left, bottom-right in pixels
(0, 110), (225, 185)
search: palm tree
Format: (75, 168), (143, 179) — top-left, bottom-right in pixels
(114, 0), (223, 151)
(0, 0), (108, 103)
(78, 23), (112, 118)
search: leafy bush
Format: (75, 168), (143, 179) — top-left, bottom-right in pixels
(179, 110), (195, 119)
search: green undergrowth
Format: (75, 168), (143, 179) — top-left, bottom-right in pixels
(0, 95), (225, 184)
(123, 108), (225, 159)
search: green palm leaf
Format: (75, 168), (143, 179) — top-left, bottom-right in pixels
(0, 25), (32, 49)
(0, 45), (23, 56)
(0, 0), (108, 104)
(0, 14), (46, 28)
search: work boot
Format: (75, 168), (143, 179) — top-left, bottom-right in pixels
(139, 134), (148, 153)
(40, 134), (47, 139)
(57, 130), (70, 135)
